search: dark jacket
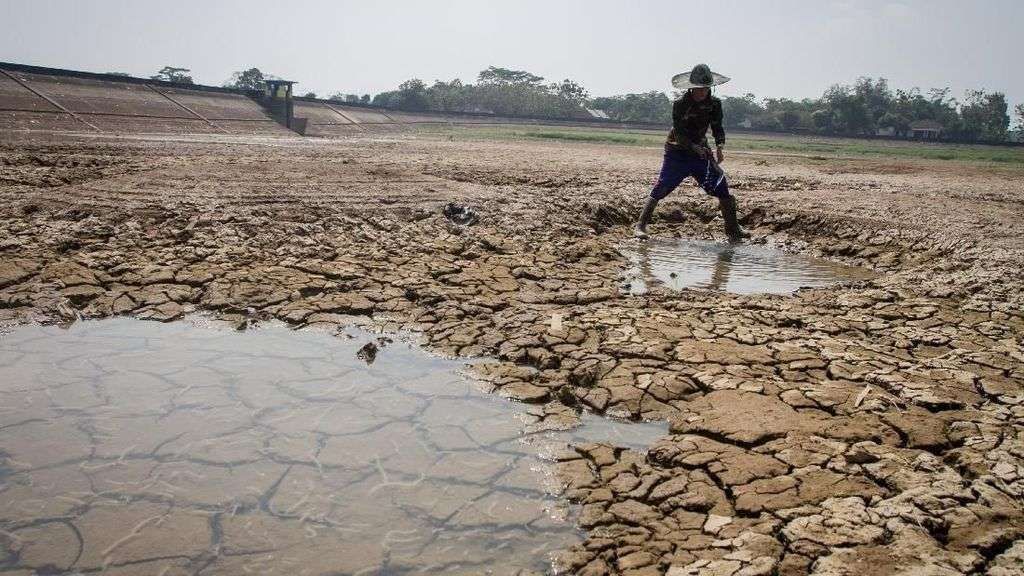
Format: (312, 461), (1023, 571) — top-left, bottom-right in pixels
(666, 92), (725, 157)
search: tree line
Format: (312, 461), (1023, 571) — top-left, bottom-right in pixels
(716, 79), (1014, 142)
(368, 67), (591, 119)
(146, 65), (1024, 142)
(212, 66), (591, 118)
(362, 71), (1022, 142)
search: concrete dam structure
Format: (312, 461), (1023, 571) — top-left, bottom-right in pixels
(0, 64), (294, 136)
(0, 63), (457, 137)
(0, 62), (650, 138)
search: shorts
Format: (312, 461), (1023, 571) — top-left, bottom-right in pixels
(650, 146), (729, 200)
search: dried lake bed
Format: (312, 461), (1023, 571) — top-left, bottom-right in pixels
(1, 131), (1022, 575)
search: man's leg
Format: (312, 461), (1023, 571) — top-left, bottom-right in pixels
(697, 161), (750, 241)
(636, 150), (688, 238)
(718, 194), (750, 241)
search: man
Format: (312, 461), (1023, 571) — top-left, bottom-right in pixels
(635, 64), (750, 241)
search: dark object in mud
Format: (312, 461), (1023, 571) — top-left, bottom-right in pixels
(589, 202), (631, 232)
(556, 386), (581, 410)
(845, 448), (880, 464)
(357, 341), (378, 364)
(443, 203), (479, 225)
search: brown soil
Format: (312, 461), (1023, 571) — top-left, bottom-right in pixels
(1, 130), (1022, 576)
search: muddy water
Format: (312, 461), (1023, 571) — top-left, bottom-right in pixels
(0, 318), (665, 575)
(622, 238), (875, 295)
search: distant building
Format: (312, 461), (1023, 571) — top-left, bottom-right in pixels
(586, 108), (611, 119)
(876, 126), (896, 137)
(909, 119), (943, 140)
(464, 105), (495, 115)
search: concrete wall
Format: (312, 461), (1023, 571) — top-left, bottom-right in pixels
(292, 100), (412, 137)
(0, 65), (292, 136)
(0, 62), (668, 139)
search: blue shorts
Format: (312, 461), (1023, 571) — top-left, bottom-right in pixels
(650, 146), (730, 200)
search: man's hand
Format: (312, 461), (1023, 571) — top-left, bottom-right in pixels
(716, 146), (725, 164)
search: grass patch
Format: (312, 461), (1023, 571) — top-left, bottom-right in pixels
(728, 134), (1024, 164)
(415, 124), (1024, 165)
(521, 130), (646, 145)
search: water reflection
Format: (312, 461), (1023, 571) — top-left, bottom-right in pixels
(0, 318), (665, 575)
(624, 237), (875, 295)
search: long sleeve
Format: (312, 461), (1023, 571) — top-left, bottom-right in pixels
(671, 98), (705, 156)
(711, 99), (725, 146)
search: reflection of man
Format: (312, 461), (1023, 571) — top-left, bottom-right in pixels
(633, 241), (735, 292)
(635, 239), (655, 288)
(635, 64), (750, 242)
(705, 246), (735, 291)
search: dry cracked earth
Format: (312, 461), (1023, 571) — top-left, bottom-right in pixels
(1, 130), (1022, 575)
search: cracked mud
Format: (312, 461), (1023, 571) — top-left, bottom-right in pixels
(1, 317), (665, 574)
(0, 131), (1022, 575)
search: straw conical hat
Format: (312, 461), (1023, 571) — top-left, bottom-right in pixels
(672, 64), (730, 89)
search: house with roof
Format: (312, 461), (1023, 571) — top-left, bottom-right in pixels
(909, 119), (943, 140)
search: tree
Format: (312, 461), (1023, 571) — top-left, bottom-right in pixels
(813, 77), (894, 135)
(106, 72), (131, 77)
(853, 77), (893, 128)
(473, 66), (588, 117)
(925, 88), (961, 134)
(1015, 103), (1024, 137)
(762, 97), (813, 131)
(151, 66), (194, 84)
(822, 84), (871, 134)
(959, 90), (1009, 141)
(878, 111), (910, 136)
(428, 79), (471, 112)
(371, 79), (430, 111)
(811, 109), (835, 133)
(552, 79), (588, 106)
(396, 79), (429, 111)
(301, 92), (317, 98)
(224, 67), (265, 91)
(720, 93), (765, 129)
(779, 110), (801, 131)
(362, 66), (592, 118)
(590, 92), (672, 123)
(477, 66), (544, 87)
(329, 93), (362, 103)
(752, 115), (783, 131)
(886, 88), (929, 136)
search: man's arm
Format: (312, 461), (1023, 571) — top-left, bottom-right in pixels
(711, 98), (726, 162)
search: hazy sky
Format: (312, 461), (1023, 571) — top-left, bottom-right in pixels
(2, 0), (1020, 109)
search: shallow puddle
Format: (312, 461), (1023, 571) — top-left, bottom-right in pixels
(622, 237), (875, 295)
(0, 318), (664, 575)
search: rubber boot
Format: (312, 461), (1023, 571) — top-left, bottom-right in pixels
(634, 197), (659, 238)
(719, 195), (750, 242)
